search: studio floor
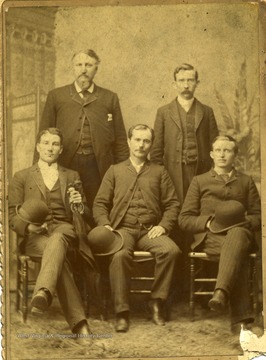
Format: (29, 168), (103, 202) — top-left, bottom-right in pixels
(6, 291), (261, 360)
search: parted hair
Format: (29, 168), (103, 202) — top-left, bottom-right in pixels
(72, 49), (101, 64)
(173, 63), (198, 81)
(128, 124), (155, 142)
(36, 128), (63, 145)
(211, 135), (239, 154)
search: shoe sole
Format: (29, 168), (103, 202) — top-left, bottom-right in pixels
(208, 299), (225, 312)
(115, 327), (129, 333)
(31, 306), (46, 316)
(31, 294), (49, 312)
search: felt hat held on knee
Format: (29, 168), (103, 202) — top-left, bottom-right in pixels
(87, 226), (124, 256)
(16, 199), (49, 225)
(209, 200), (250, 234)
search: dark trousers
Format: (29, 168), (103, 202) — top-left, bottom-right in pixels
(70, 153), (102, 210)
(202, 226), (253, 324)
(182, 162), (197, 201)
(108, 224), (181, 314)
(25, 222), (87, 331)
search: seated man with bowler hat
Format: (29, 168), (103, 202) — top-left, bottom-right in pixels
(9, 127), (94, 345)
(91, 124), (181, 332)
(178, 135), (261, 333)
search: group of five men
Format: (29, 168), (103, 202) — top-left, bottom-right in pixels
(9, 49), (261, 344)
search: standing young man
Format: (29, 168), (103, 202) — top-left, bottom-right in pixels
(151, 63), (218, 205)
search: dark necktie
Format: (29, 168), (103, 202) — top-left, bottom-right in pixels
(81, 90), (90, 100)
(220, 173), (229, 182)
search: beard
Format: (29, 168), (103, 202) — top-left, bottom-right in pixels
(78, 75), (91, 90)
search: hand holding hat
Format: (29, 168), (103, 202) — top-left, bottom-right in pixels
(87, 226), (124, 256)
(16, 199), (49, 234)
(209, 200), (250, 234)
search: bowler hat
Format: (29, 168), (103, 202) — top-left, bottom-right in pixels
(16, 199), (49, 225)
(209, 200), (249, 234)
(87, 226), (124, 256)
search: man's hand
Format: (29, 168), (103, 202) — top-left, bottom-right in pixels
(104, 225), (114, 231)
(68, 187), (82, 204)
(27, 223), (48, 234)
(148, 225), (166, 239)
(206, 219), (211, 230)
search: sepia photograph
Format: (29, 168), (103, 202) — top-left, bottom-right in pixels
(1, 0), (266, 359)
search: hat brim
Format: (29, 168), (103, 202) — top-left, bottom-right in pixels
(209, 217), (250, 234)
(15, 204), (45, 226)
(94, 230), (124, 256)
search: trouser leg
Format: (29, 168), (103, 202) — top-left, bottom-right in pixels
(215, 227), (252, 294)
(25, 223), (76, 299)
(137, 234), (181, 300)
(230, 260), (253, 324)
(203, 227), (253, 323)
(70, 153), (101, 210)
(56, 259), (87, 331)
(109, 230), (135, 314)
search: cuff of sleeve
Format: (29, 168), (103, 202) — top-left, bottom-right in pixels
(195, 215), (213, 232)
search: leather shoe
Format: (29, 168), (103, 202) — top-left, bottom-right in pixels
(74, 321), (93, 346)
(115, 312), (129, 332)
(208, 289), (227, 312)
(149, 299), (165, 326)
(31, 289), (49, 313)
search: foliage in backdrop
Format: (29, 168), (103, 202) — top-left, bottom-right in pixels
(215, 60), (260, 181)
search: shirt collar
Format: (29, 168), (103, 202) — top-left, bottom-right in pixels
(74, 81), (94, 94)
(130, 157), (146, 172)
(177, 96), (195, 112)
(38, 159), (58, 170)
(213, 168), (234, 177)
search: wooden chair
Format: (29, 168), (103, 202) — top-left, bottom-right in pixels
(99, 250), (155, 320)
(16, 251), (41, 323)
(188, 252), (258, 321)
(16, 236), (87, 323)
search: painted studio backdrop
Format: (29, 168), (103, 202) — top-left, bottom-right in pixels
(6, 4), (260, 178)
(4, 3), (264, 359)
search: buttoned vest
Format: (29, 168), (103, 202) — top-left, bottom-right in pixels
(45, 180), (71, 224)
(122, 182), (157, 225)
(76, 94), (94, 155)
(177, 101), (198, 164)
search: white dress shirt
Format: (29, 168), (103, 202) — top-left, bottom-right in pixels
(38, 159), (59, 190)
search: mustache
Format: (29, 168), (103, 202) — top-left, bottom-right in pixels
(78, 73), (90, 78)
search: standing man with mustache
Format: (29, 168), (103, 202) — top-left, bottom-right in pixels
(150, 63), (219, 294)
(38, 49), (129, 210)
(151, 63), (218, 207)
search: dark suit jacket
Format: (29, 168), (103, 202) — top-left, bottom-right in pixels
(150, 98), (219, 203)
(178, 168), (261, 250)
(93, 159), (180, 232)
(38, 83), (129, 178)
(9, 163), (95, 267)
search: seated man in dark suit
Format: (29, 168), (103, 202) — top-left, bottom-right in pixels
(9, 127), (94, 344)
(178, 135), (261, 332)
(92, 124), (181, 333)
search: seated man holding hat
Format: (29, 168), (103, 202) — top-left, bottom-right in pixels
(178, 135), (261, 332)
(90, 124), (181, 332)
(9, 127), (94, 344)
